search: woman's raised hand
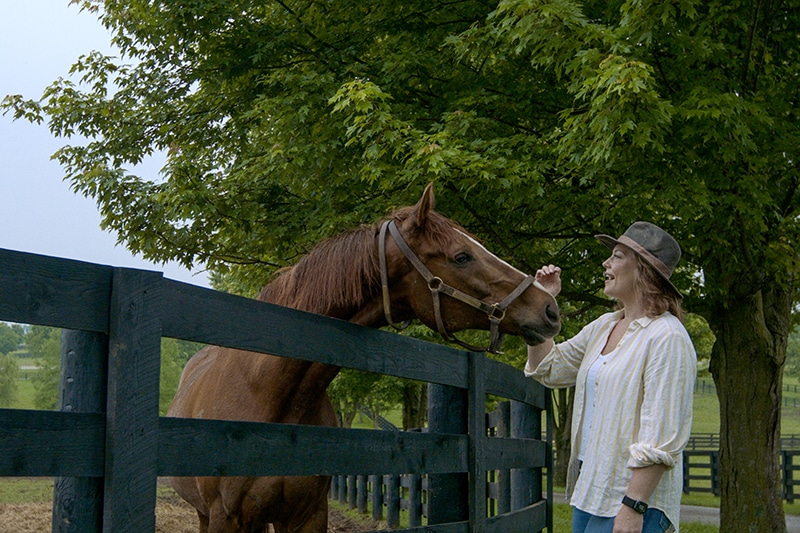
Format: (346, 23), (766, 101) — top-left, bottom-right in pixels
(535, 264), (562, 298)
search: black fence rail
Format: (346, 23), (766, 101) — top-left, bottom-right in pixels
(682, 449), (800, 502)
(686, 433), (800, 450)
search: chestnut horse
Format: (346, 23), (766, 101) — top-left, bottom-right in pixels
(167, 183), (560, 532)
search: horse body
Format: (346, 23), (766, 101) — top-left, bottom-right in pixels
(168, 184), (561, 532)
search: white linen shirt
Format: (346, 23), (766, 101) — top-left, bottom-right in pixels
(525, 310), (696, 529)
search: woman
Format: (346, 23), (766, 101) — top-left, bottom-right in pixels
(526, 222), (696, 533)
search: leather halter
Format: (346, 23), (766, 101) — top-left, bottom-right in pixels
(379, 219), (539, 354)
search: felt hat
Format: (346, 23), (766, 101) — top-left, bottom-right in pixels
(595, 221), (682, 297)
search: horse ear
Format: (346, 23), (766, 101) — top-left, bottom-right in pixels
(411, 182), (436, 227)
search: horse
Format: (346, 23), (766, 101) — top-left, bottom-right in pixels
(167, 183), (561, 532)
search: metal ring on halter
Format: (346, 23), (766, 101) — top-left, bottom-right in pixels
(428, 277), (443, 292)
(488, 304), (506, 322)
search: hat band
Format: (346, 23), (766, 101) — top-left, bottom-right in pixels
(617, 235), (672, 280)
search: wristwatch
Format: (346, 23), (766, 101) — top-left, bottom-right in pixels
(621, 495), (648, 514)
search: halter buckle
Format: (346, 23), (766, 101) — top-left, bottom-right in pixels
(488, 304), (506, 323)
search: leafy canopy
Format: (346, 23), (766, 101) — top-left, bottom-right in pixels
(2, 0), (798, 313)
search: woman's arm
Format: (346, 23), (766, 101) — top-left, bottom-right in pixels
(614, 464), (668, 532)
(525, 265), (561, 373)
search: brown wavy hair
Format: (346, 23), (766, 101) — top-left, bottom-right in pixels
(633, 255), (684, 322)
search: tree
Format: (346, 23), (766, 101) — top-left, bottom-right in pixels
(3, 1), (799, 529)
(26, 326), (60, 410)
(0, 353), (17, 407)
(160, 338), (204, 415)
(0, 323), (22, 355)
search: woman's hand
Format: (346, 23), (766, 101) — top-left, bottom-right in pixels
(535, 264), (562, 298)
(613, 505), (645, 532)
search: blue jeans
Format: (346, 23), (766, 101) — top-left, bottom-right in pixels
(572, 506), (674, 533)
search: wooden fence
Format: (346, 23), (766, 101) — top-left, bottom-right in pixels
(0, 248), (551, 533)
(682, 441), (800, 502)
(329, 400), (546, 528)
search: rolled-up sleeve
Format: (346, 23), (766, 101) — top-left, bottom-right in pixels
(628, 327), (697, 469)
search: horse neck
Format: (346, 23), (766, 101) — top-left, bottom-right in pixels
(251, 231), (387, 422)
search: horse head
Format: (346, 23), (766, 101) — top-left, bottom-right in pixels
(382, 183), (561, 350)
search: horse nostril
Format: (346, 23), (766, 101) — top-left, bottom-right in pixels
(545, 302), (559, 325)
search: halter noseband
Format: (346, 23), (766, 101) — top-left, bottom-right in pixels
(379, 219), (541, 354)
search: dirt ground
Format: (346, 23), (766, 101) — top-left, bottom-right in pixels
(0, 492), (384, 533)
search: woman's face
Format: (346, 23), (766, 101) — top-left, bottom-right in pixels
(602, 244), (639, 302)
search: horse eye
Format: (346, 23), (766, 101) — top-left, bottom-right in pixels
(453, 252), (473, 266)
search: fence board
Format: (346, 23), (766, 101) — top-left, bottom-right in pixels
(484, 437), (547, 471)
(484, 359), (546, 409)
(0, 248), (112, 332)
(485, 501), (547, 533)
(0, 409), (105, 476)
(160, 279), (468, 388)
(158, 417), (468, 477)
(102, 269), (163, 533)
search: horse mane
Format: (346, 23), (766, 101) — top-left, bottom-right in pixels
(257, 206), (466, 316)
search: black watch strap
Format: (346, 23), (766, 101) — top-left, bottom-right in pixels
(621, 495), (648, 514)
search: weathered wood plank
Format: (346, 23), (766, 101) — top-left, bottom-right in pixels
(53, 330), (109, 533)
(483, 437), (547, 471)
(0, 409), (104, 476)
(426, 383), (469, 525)
(160, 278), (469, 387)
(0, 248), (112, 332)
(468, 352), (487, 533)
(485, 500), (547, 533)
(484, 358), (546, 408)
(102, 268), (162, 533)
(158, 417), (467, 477)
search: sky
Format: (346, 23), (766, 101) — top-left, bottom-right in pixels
(0, 2), (210, 287)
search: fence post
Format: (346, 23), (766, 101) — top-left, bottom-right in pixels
(357, 474), (368, 513)
(52, 330), (108, 533)
(387, 474), (401, 528)
(711, 451), (720, 497)
(682, 453), (690, 494)
(102, 269), (162, 533)
(495, 402), (511, 515)
(338, 474), (347, 505)
(426, 382), (469, 525)
(348, 474), (357, 508)
(370, 474), (383, 521)
(510, 400), (540, 510)
(783, 451), (794, 503)
(408, 473), (423, 526)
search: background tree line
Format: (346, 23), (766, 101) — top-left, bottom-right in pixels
(3, 1), (798, 530)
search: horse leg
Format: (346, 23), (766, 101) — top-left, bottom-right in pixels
(207, 497), (242, 533)
(272, 497), (328, 533)
(197, 511), (210, 533)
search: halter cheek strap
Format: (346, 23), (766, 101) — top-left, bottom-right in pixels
(379, 219), (541, 354)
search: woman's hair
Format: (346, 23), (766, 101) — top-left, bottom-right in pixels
(634, 255), (684, 322)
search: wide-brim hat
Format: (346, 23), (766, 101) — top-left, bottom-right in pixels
(595, 221), (682, 298)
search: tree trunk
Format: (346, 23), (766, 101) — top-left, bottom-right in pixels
(708, 286), (792, 532)
(402, 381), (427, 430)
(552, 387), (574, 487)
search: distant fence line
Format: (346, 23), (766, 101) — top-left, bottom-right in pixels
(682, 449), (800, 502)
(695, 379), (800, 408)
